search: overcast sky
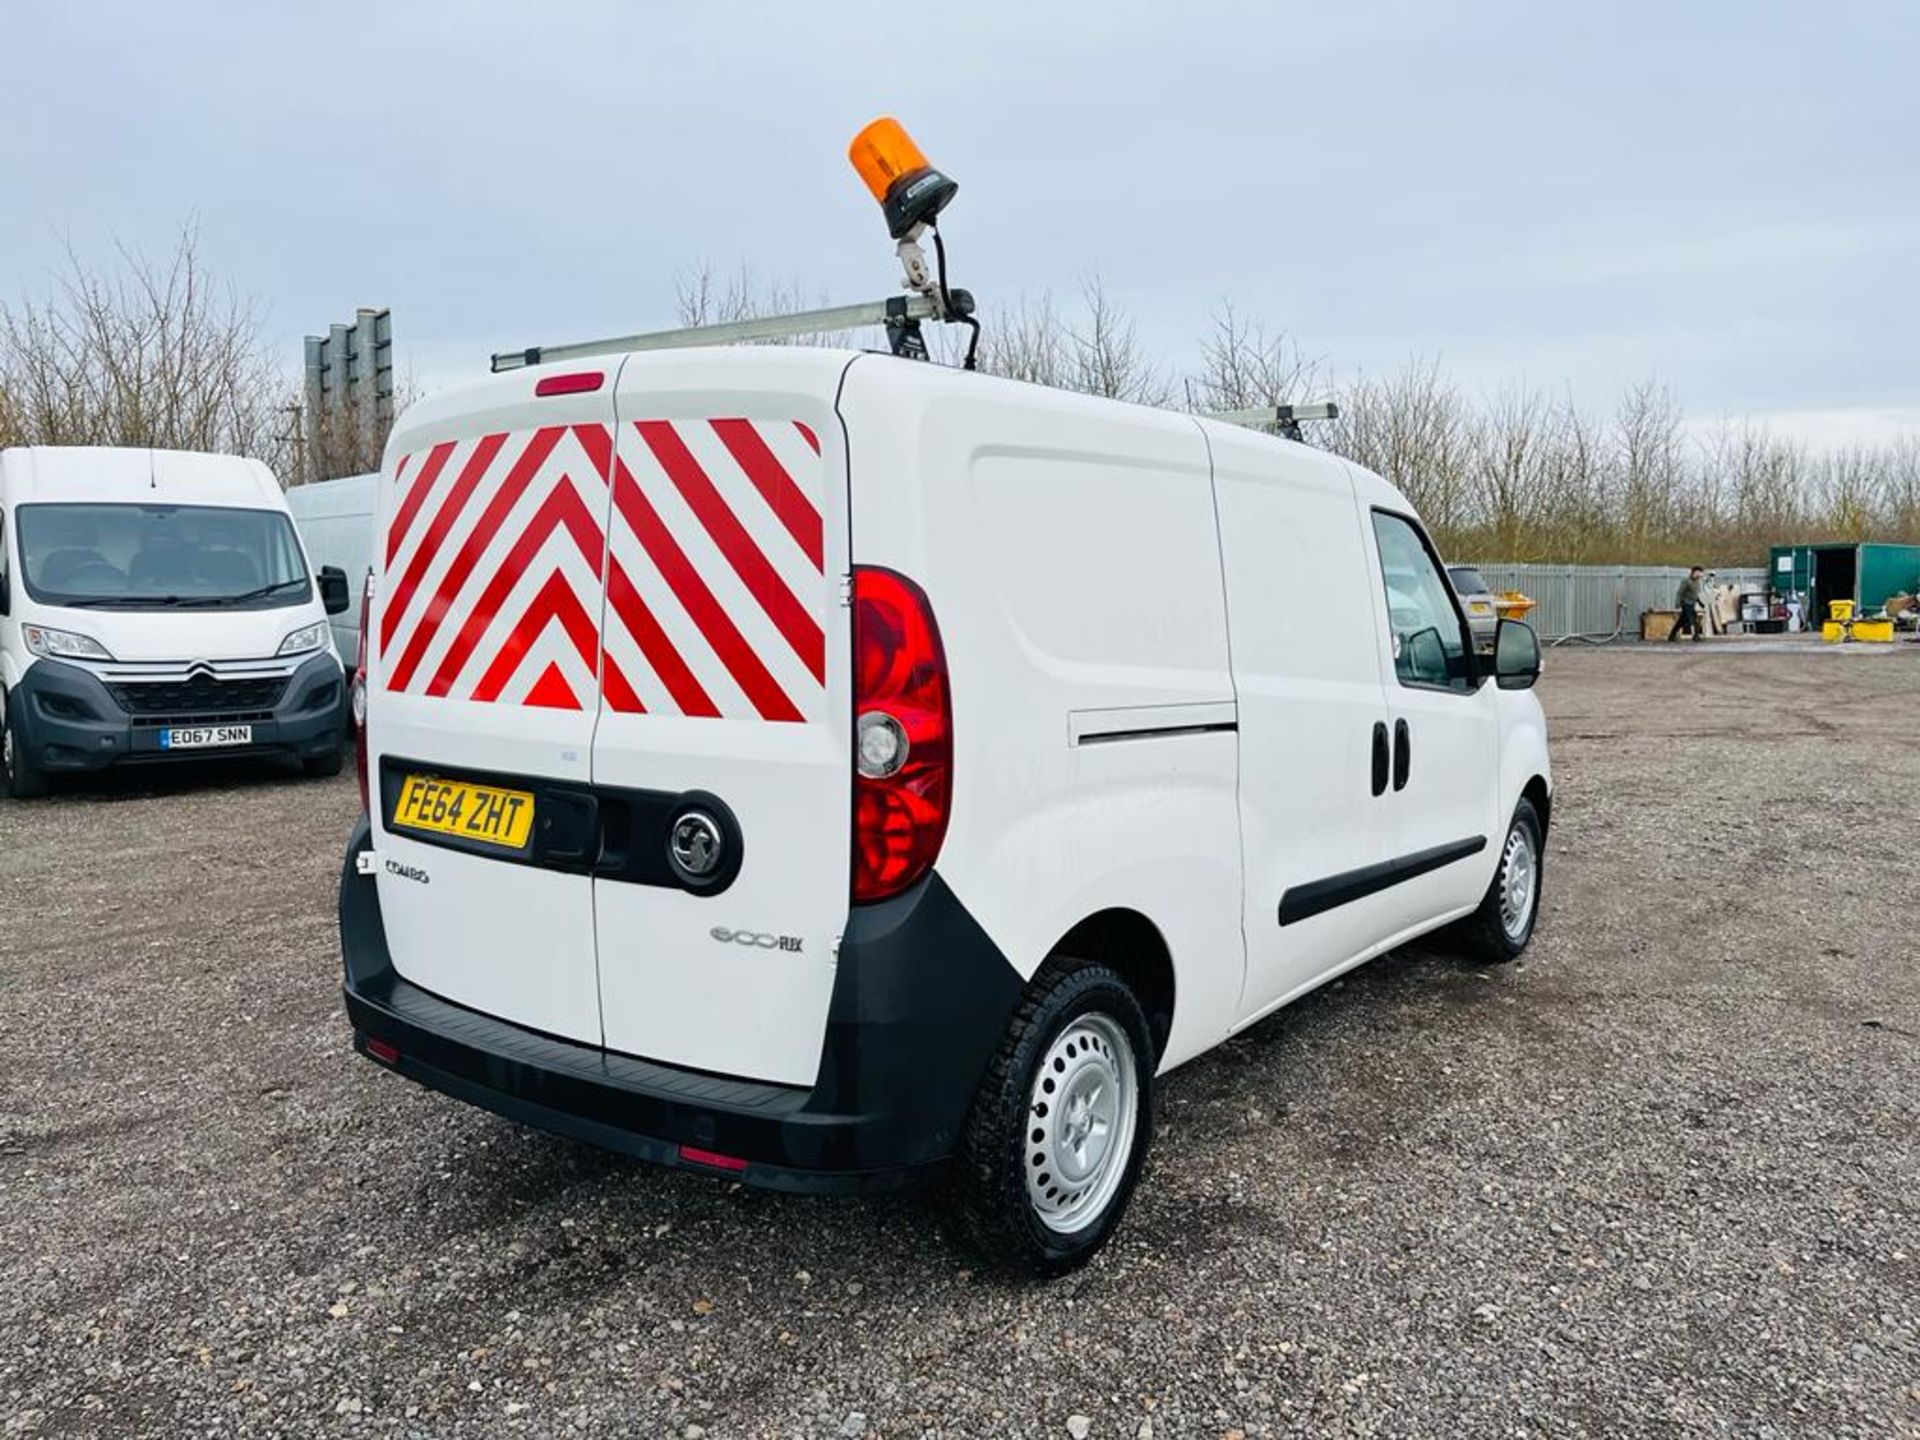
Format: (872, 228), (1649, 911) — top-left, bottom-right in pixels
(4, 1), (1914, 447)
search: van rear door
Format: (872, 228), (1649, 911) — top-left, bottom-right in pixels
(590, 350), (852, 1087)
(367, 372), (621, 1046)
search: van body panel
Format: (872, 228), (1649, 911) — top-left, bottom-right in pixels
(366, 376), (622, 1047)
(835, 360), (1245, 1070)
(591, 348), (855, 1087)
(1200, 421), (1397, 1021)
(285, 471), (378, 660)
(0, 445), (345, 776)
(1347, 465), (1504, 931)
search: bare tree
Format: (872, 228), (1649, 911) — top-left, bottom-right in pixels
(1322, 359), (1474, 546)
(1062, 277), (1173, 407)
(0, 228), (287, 467)
(1190, 303), (1320, 413)
(977, 291), (1069, 388)
(1813, 445), (1883, 542)
(1609, 382), (1686, 562)
(671, 261), (866, 350)
(296, 367), (421, 485)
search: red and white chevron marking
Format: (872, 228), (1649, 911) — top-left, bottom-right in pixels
(378, 418), (827, 720)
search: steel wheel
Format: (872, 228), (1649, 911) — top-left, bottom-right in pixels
(1023, 1012), (1139, 1234)
(1498, 819), (1538, 942)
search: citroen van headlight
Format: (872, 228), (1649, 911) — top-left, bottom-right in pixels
(277, 621), (330, 656)
(22, 624), (115, 662)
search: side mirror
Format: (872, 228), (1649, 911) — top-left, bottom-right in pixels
(1493, 618), (1542, 690)
(0, 570), (9, 617)
(319, 565), (352, 616)
(1403, 625), (1449, 685)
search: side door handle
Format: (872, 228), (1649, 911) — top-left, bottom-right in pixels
(1393, 718), (1411, 792)
(1371, 721), (1390, 797)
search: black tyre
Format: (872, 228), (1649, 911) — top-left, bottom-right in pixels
(301, 739), (345, 779)
(1455, 798), (1544, 963)
(954, 962), (1155, 1275)
(2, 693), (50, 800)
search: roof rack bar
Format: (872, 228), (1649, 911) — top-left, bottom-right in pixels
(1204, 402), (1341, 442)
(491, 293), (947, 373)
(1206, 402), (1340, 429)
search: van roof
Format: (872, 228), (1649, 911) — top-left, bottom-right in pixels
(0, 446), (282, 508)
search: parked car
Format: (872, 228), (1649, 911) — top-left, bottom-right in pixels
(1447, 564), (1500, 649)
(0, 446), (353, 798)
(339, 349), (1551, 1272)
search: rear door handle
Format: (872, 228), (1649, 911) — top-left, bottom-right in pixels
(1393, 718), (1411, 791)
(1371, 722), (1390, 797)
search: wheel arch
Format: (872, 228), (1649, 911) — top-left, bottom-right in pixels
(1521, 773), (1552, 834)
(1045, 907), (1176, 1063)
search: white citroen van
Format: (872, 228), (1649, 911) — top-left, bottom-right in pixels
(339, 349), (1550, 1271)
(0, 446), (352, 798)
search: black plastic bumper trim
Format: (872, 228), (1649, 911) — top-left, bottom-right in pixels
(339, 816), (1025, 1192)
(10, 654), (345, 773)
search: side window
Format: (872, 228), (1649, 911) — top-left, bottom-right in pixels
(1370, 511), (1474, 692)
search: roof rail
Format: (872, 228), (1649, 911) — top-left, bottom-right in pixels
(1204, 402), (1340, 441)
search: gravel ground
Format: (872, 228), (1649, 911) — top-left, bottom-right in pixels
(2, 642), (1917, 1438)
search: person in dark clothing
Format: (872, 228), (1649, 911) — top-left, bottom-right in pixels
(1668, 566), (1705, 642)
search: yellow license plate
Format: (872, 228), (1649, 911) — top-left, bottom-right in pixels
(391, 774), (535, 850)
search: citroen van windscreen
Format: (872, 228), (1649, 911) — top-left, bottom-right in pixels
(17, 503), (313, 610)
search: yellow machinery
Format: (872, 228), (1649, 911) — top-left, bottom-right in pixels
(1823, 598), (1894, 643)
(1494, 590), (1537, 622)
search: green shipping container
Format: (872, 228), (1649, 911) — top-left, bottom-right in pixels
(1768, 541), (1920, 621)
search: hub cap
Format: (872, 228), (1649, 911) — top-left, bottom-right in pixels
(1499, 822), (1538, 941)
(1024, 1012), (1139, 1234)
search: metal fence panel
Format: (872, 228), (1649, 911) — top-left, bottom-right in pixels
(1467, 564), (1770, 640)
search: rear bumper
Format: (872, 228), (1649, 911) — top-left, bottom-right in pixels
(8, 655), (346, 774)
(339, 818), (1024, 1194)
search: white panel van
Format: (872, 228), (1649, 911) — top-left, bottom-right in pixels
(284, 470), (377, 661)
(1, 446), (353, 798)
(339, 350), (1551, 1271)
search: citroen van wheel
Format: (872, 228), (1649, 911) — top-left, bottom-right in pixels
(956, 962), (1154, 1275)
(2, 695), (49, 800)
(1456, 798), (1543, 963)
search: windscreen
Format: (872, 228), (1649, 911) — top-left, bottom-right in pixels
(1447, 566), (1490, 595)
(17, 503), (311, 609)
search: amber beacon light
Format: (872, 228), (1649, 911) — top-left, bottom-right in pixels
(849, 117), (959, 239)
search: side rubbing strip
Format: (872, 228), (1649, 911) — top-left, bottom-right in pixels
(1278, 836), (1488, 926)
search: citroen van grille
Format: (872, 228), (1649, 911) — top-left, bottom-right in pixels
(109, 676), (289, 716)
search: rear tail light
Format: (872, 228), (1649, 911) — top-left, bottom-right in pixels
(851, 566), (951, 903)
(354, 572), (373, 814)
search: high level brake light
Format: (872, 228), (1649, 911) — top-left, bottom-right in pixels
(533, 371), (604, 397)
(851, 567), (952, 902)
